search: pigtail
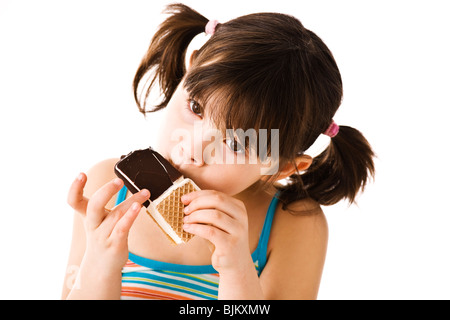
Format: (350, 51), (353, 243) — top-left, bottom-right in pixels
(303, 126), (375, 205)
(133, 3), (208, 114)
(278, 126), (375, 207)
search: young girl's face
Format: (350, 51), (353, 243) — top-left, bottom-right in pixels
(155, 80), (274, 196)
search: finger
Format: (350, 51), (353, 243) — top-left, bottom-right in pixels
(182, 190), (245, 220)
(86, 178), (124, 227)
(110, 202), (141, 243)
(67, 173), (89, 215)
(182, 222), (227, 247)
(183, 209), (233, 234)
(101, 189), (150, 232)
(181, 190), (203, 205)
(112, 189), (150, 216)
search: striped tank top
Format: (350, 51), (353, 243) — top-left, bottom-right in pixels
(116, 185), (279, 300)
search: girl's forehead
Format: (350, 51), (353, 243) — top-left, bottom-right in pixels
(181, 41), (297, 155)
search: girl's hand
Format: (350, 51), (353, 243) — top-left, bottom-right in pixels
(67, 173), (150, 273)
(181, 190), (253, 274)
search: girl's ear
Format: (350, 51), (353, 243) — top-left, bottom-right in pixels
(189, 50), (199, 69)
(276, 155), (312, 181)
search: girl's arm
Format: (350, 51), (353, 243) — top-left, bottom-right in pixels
(215, 258), (264, 300)
(259, 203), (328, 299)
(62, 160), (150, 300)
(66, 254), (124, 300)
(61, 211), (86, 299)
(62, 159), (117, 299)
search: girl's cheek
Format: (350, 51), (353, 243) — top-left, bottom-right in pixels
(180, 109), (196, 124)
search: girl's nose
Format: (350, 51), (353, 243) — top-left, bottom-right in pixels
(190, 122), (222, 167)
(175, 121), (222, 167)
(190, 137), (206, 167)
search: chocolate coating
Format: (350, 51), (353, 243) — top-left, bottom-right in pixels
(114, 147), (183, 207)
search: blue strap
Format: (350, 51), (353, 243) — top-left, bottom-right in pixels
(253, 194), (279, 274)
(116, 185), (128, 206)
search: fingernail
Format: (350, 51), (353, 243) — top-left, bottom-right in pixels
(113, 178), (123, 186)
(183, 223), (191, 230)
(183, 206), (189, 213)
(77, 173), (84, 181)
(131, 202), (140, 211)
(140, 189), (150, 198)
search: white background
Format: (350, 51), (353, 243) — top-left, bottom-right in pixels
(0, 0), (449, 299)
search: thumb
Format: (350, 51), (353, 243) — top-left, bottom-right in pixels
(67, 173), (89, 215)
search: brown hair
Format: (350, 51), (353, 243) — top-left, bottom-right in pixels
(133, 3), (375, 209)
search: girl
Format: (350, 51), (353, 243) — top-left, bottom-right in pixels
(62, 3), (375, 300)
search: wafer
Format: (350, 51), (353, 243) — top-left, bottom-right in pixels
(114, 147), (200, 244)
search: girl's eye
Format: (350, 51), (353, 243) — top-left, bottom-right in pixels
(189, 99), (203, 117)
(224, 137), (246, 154)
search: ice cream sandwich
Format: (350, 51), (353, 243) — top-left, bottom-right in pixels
(114, 147), (200, 244)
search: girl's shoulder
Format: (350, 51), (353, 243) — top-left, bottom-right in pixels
(274, 197), (327, 227)
(269, 197), (328, 254)
(262, 198), (328, 299)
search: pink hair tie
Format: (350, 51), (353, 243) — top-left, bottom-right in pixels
(205, 19), (219, 35)
(323, 120), (339, 138)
